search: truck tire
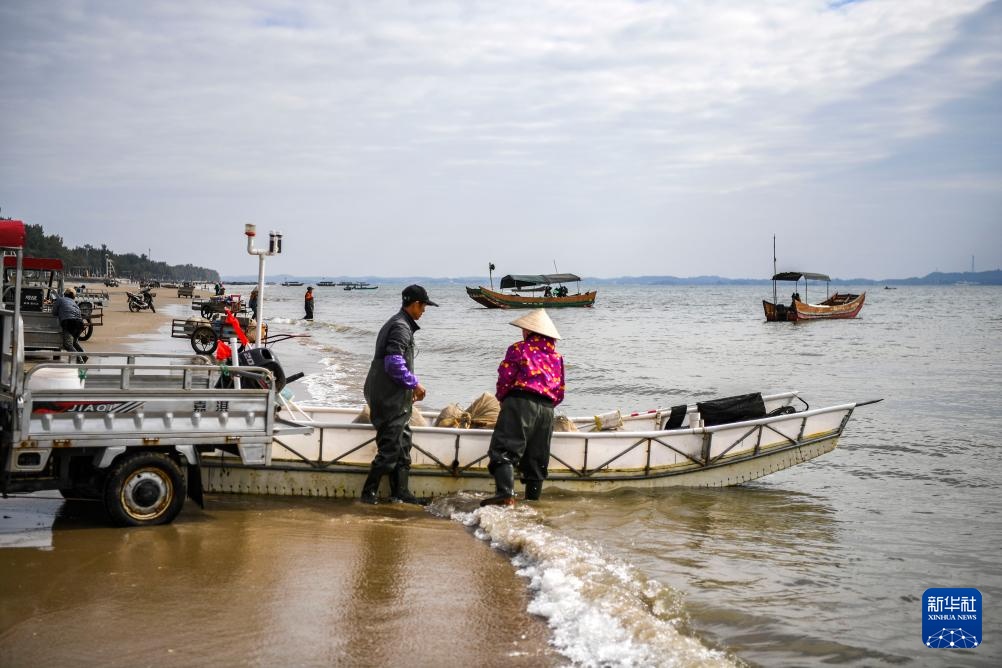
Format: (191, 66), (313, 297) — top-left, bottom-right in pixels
(191, 326), (218, 354)
(104, 452), (186, 526)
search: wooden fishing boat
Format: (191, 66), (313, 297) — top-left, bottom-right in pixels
(200, 391), (869, 498)
(763, 272), (865, 321)
(466, 273), (597, 309)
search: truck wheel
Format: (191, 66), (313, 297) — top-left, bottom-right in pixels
(78, 319), (94, 342)
(104, 452), (186, 526)
(191, 326), (218, 354)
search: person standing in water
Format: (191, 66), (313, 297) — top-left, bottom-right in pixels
(360, 285), (438, 505)
(304, 286), (314, 320)
(481, 309), (565, 507)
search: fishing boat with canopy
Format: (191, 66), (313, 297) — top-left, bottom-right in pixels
(466, 271), (597, 308)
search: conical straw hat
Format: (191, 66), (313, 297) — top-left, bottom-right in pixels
(510, 309), (561, 340)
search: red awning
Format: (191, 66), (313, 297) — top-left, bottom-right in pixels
(3, 256), (64, 271)
(0, 220), (26, 248)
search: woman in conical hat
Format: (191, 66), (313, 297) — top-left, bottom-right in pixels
(481, 309), (565, 507)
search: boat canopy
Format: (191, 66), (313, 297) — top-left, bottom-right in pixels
(771, 271), (831, 282)
(500, 273), (581, 289)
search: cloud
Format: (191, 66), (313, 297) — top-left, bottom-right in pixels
(0, 0), (999, 278)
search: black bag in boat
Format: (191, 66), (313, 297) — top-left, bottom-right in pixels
(697, 392), (766, 426)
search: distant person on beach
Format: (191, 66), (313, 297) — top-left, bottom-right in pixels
(360, 284), (438, 505)
(304, 286), (314, 320)
(481, 309), (564, 507)
(52, 287), (86, 363)
(248, 288), (259, 320)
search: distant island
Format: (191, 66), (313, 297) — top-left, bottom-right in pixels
(223, 270), (1002, 287)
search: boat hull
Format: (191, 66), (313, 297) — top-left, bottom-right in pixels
(763, 292), (865, 321)
(466, 286), (597, 309)
(201, 395), (856, 498)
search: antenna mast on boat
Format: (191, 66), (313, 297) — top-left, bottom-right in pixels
(772, 235), (777, 306)
(489, 262), (495, 289)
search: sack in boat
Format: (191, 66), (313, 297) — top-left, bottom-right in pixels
(593, 409), (623, 431)
(354, 404), (428, 427)
(353, 405), (371, 424)
(553, 414), (578, 432)
(697, 393), (766, 426)
(435, 403), (471, 429)
(466, 392), (500, 429)
(409, 406), (428, 427)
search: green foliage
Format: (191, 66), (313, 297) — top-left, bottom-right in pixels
(22, 223), (220, 282)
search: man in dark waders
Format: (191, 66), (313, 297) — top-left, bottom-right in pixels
(360, 285), (438, 505)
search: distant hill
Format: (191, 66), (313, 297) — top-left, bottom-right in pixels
(223, 271), (1002, 286)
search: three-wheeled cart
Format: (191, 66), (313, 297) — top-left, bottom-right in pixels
(172, 313), (265, 354)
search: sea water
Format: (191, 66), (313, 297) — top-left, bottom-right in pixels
(248, 282), (1002, 666)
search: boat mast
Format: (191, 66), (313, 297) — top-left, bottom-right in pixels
(772, 235), (777, 306)
(489, 262), (495, 289)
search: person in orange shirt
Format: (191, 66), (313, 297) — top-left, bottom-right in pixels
(304, 286), (314, 320)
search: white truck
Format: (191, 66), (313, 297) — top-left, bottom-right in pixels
(1, 219), (309, 526)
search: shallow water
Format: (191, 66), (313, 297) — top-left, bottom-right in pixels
(0, 494), (558, 667)
(4, 283), (1000, 666)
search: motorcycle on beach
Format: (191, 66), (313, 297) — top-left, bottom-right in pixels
(126, 288), (156, 312)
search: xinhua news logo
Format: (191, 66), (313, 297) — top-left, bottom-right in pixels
(923, 588), (981, 649)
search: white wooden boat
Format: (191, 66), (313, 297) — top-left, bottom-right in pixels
(201, 392), (865, 499)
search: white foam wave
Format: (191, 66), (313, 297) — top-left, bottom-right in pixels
(440, 499), (737, 668)
(299, 356), (355, 404)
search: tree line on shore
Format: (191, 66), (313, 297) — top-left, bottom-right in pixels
(20, 223), (220, 283)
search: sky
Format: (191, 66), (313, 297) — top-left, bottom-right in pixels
(2, 0), (1000, 280)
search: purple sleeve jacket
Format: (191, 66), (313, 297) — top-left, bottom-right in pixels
(384, 354), (418, 389)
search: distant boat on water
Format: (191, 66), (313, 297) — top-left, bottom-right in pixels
(281, 280), (304, 287)
(762, 271), (865, 321)
(317, 280), (337, 287)
(343, 282), (377, 291)
(466, 271), (597, 309)
(762, 237), (864, 322)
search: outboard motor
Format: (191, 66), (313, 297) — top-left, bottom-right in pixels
(215, 346), (304, 393)
(237, 346), (287, 392)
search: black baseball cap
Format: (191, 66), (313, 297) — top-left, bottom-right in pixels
(402, 284), (438, 306)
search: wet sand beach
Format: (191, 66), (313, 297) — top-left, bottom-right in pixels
(0, 286), (559, 667)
